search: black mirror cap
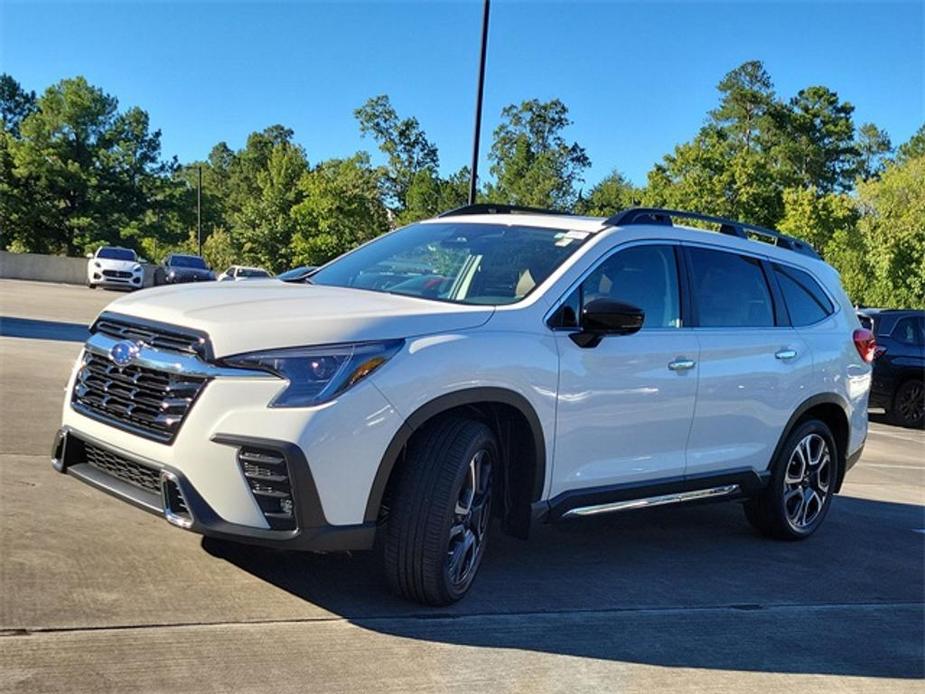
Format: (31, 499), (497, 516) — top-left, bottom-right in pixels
(571, 299), (645, 347)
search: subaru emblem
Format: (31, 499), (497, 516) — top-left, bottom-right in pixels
(109, 340), (141, 366)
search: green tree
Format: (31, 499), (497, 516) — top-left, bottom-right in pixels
(0, 74), (36, 135)
(355, 95), (438, 211)
(232, 139), (308, 271)
(856, 154), (925, 308)
(2, 76), (172, 254)
(576, 169), (639, 216)
(779, 86), (858, 192)
(854, 123), (892, 181)
(487, 99), (590, 210)
(290, 153), (389, 265)
(896, 123), (925, 163)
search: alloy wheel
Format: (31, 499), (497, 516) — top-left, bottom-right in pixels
(447, 449), (492, 591)
(897, 382), (924, 426)
(783, 433), (832, 531)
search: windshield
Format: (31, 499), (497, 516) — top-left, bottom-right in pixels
(239, 268), (270, 278)
(310, 222), (589, 305)
(170, 255), (207, 269)
(97, 247), (136, 261)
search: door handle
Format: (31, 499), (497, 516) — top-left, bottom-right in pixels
(668, 359), (696, 371)
(775, 349), (798, 361)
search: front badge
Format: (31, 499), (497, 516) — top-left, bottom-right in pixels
(109, 340), (141, 366)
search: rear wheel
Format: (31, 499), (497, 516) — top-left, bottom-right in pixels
(382, 417), (496, 605)
(744, 419), (837, 540)
(891, 380), (924, 428)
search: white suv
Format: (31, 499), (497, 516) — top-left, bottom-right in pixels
(86, 246), (145, 290)
(53, 206), (874, 605)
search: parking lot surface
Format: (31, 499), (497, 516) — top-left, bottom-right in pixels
(1, 279), (923, 692)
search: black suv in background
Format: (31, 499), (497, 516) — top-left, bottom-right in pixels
(154, 254), (216, 285)
(858, 308), (925, 428)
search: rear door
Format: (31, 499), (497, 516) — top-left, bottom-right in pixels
(683, 244), (813, 477)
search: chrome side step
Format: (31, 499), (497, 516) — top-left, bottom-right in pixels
(562, 484), (741, 518)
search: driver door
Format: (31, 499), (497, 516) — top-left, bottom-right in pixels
(551, 243), (699, 496)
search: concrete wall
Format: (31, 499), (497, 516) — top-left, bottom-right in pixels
(0, 251), (156, 287)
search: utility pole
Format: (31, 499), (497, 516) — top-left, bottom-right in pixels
(468, 0), (490, 205)
(197, 165), (203, 256)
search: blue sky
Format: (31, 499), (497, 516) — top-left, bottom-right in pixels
(2, 1), (923, 188)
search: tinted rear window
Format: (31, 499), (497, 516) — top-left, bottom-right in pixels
(774, 264), (834, 326)
(688, 247), (775, 327)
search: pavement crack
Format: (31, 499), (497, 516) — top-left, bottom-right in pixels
(7, 600), (923, 638)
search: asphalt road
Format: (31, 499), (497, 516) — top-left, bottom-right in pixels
(1, 279), (923, 693)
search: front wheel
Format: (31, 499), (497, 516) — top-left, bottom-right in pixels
(891, 380), (924, 428)
(744, 419), (838, 540)
(382, 417), (496, 605)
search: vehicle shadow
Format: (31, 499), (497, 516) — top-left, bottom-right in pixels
(203, 494), (925, 679)
(0, 316), (89, 342)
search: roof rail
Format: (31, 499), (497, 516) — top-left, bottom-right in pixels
(604, 207), (821, 260)
(438, 203), (571, 218)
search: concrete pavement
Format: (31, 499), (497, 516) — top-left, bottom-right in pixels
(1, 280), (923, 692)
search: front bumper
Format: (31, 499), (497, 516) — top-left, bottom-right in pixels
(52, 427), (376, 551)
(91, 272), (143, 289)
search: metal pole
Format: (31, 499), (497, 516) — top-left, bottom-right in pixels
(197, 165), (202, 256)
(468, 0), (490, 205)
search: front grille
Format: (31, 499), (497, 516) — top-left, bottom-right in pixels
(238, 447), (296, 530)
(72, 351), (207, 443)
(94, 313), (209, 358)
(85, 442), (160, 493)
(102, 270), (132, 278)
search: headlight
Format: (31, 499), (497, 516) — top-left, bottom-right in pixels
(168, 270), (176, 278)
(223, 340), (403, 407)
(132, 263), (141, 272)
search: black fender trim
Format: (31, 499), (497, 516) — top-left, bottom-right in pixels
(363, 387), (548, 523)
(768, 392), (852, 492)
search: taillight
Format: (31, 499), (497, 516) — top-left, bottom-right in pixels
(853, 329), (877, 363)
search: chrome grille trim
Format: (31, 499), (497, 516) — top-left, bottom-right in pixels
(72, 327), (271, 444)
(93, 311), (211, 359)
(73, 350), (208, 443)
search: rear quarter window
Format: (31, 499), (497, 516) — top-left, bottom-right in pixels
(774, 264), (834, 326)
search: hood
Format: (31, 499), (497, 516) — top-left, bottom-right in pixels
(170, 266), (213, 277)
(102, 280), (494, 357)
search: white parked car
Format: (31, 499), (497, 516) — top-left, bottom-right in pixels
(86, 246), (144, 290)
(54, 205), (873, 605)
(216, 265), (272, 281)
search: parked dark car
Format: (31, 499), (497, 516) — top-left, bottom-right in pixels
(154, 254), (215, 285)
(858, 308), (925, 428)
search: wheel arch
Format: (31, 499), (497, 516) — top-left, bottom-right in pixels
(770, 393), (852, 493)
(364, 387), (547, 535)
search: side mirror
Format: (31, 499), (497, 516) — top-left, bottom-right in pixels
(138, 257), (147, 264)
(571, 299), (644, 348)
(85, 252), (93, 259)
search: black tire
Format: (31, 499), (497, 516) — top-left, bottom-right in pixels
(87, 281), (96, 289)
(743, 418), (838, 540)
(382, 417), (497, 606)
(890, 380), (924, 429)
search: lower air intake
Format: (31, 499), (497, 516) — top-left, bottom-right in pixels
(237, 447), (296, 530)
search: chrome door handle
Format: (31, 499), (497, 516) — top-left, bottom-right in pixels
(668, 359), (696, 371)
(775, 349), (798, 361)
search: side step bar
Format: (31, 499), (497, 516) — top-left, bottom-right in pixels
(562, 484), (741, 518)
